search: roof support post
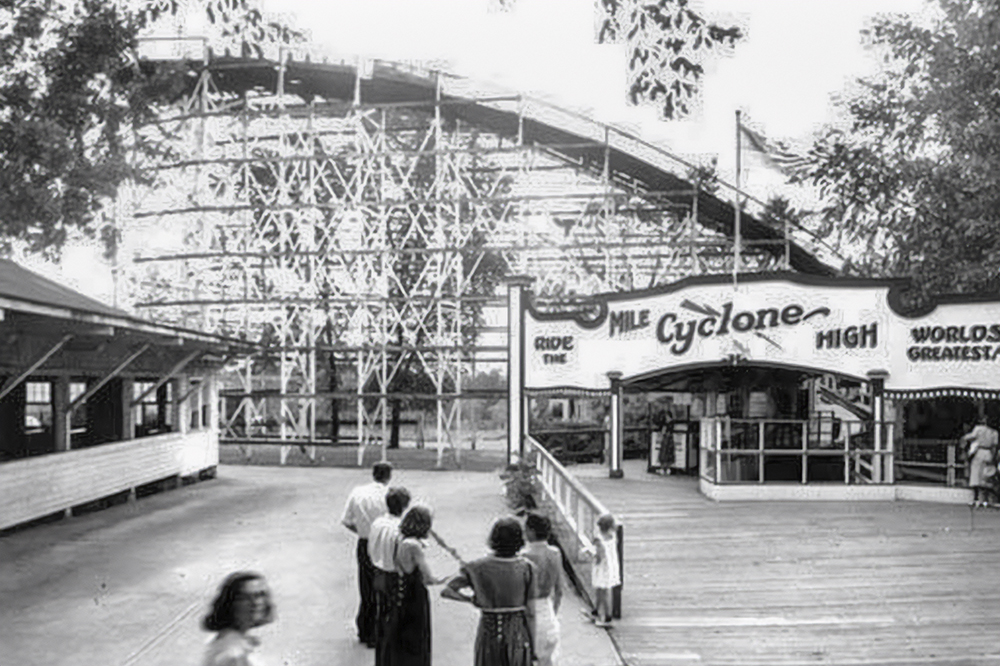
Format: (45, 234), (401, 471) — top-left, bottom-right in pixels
(868, 369), (889, 483)
(68, 343), (152, 414)
(53, 375), (71, 452)
(0, 334), (74, 402)
(130, 350), (203, 407)
(607, 371), (624, 479)
(177, 378), (204, 406)
(506, 276), (533, 465)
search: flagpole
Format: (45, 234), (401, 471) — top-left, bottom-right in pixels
(733, 109), (742, 290)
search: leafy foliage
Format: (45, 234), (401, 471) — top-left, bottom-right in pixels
(500, 460), (539, 514)
(598, 0), (742, 119)
(0, 0), (303, 257)
(685, 156), (720, 195)
(797, 0), (1000, 295)
(760, 196), (805, 232)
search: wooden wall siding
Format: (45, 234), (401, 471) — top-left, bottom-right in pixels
(579, 467), (1000, 666)
(0, 429), (217, 531)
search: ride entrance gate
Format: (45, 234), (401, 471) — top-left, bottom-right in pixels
(507, 273), (1000, 502)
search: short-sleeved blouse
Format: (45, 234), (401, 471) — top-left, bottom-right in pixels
(395, 537), (425, 576)
(522, 543), (561, 599)
(454, 556), (534, 609)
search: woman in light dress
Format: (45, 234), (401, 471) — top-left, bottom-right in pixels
(962, 416), (999, 507)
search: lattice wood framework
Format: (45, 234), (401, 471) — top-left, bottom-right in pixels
(121, 56), (794, 460)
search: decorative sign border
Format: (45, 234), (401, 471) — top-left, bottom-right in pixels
(521, 273), (1000, 393)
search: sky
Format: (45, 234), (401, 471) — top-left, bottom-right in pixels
(258, 0), (928, 191)
(32, 0), (930, 303)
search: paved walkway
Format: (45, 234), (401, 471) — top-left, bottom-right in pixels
(0, 465), (620, 666)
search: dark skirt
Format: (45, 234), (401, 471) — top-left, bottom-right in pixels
(474, 610), (533, 666)
(381, 570), (431, 666)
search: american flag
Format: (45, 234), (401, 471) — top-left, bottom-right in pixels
(739, 122), (812, 176)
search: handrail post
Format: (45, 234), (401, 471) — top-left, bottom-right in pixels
(801, 420), (808, 484)
(947, 443), (956, 487)
(758, 421), (765, 484)
(612, 523), (624, 619)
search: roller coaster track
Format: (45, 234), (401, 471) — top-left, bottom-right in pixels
(124, 43), (836, 462)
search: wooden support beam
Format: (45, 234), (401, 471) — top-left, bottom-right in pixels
(129, 350), (203, 407)
(68, 343), (151, 414)
(0, 334), (73, 401)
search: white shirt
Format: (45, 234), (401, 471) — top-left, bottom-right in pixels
(341, 481), (388, 539)
(368, 514), (402, 572)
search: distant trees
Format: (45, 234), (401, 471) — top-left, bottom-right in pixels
(797, 0), (1000, 295)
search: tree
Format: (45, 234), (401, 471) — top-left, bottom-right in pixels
(0, 0), (302, 257)
(797, 0), (1000, 296)
(598, 0), (743, 119)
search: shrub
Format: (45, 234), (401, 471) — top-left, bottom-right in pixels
(499, 460), (538, 515)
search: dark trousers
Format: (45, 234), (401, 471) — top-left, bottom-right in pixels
(356, 538), (377, 645)
(372, 568), (399, 665)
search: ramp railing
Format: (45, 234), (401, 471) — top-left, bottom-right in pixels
(523, 436), (623, 618)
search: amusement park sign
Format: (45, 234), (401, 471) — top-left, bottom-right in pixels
(522, 274), (1000, 393)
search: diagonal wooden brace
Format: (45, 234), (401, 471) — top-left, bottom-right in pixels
(68, 343), (152, 414)
(129, 349), (203, 407)
(0, 334), (74, 402)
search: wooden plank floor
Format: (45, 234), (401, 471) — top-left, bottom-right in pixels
(576, 460), (1000, 666)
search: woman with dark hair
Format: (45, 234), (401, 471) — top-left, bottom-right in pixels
(201, 571), (275, 666)
(442, 516), (535, 666)
(522, 513), (563, 666)
(381, 504), (443, 666)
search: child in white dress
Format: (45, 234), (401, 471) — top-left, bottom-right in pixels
(589, 513), (619, 628)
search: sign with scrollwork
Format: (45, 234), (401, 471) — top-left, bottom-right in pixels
(522, 274), (1000, 394)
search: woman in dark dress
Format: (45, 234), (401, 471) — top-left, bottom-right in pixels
(442, 517), (535, 666)
(381, 505), (443, 666)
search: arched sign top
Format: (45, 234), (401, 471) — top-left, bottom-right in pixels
(518, 274), (1000, 393)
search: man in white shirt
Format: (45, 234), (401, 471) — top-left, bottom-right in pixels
(368, 486), (411, 660)
(341, 461), (392, 647)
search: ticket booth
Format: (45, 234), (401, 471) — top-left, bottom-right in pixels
(507, 273), (1000, 503)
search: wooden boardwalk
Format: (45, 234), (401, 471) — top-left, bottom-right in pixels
(576, 460), (1000, 666)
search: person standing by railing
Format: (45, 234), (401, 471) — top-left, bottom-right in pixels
(962, 416), (998, 507)
(583, 513), (620, 628)
(522, 513), (563, 666)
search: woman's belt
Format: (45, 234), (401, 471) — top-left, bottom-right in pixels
(479, 606), (527, 614)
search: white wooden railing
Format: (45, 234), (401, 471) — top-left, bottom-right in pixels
(523, 436), (622, 617)
(699, 417), (896, 485)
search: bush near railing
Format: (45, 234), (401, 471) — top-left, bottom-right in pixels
(499, 460), (539, 515)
